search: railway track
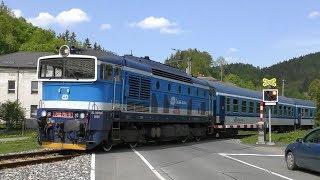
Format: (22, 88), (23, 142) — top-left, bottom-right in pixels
(0, 150), (84, 169)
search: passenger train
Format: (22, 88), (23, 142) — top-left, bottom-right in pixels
(36, 45), (316, 151)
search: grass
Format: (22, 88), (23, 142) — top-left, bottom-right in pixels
(240, 130), (309, 145)
(0, 131), (40, 154)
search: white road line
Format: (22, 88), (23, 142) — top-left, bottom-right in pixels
(132, 148), (167, 180)
(222, 153), (284, 157)
(219, 153), (294, 180)
(90, 153), (95, 180)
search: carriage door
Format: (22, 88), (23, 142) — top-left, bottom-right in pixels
(113, 65), (122, 110)
(219, 96), (226, 124)
(297, 107), (302, 126)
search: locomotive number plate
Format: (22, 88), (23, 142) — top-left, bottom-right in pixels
(53, 111), (74, 118)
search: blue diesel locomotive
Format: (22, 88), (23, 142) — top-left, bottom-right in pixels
(36, 45), (315, 151)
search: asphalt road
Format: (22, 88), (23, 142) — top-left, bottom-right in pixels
(94, 138), (320, 180)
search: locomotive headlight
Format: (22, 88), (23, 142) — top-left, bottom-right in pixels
(41, 110), (47, 117)
(80, 113), (85, 119)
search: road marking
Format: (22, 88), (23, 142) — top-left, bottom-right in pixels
(90, 153), (95, 180)
(132, 148), (167, 180)
(222, 153), (284, 157)
(219, 153), (294, 180)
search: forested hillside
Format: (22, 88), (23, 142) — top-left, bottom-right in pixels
(0, 2), (103, 55)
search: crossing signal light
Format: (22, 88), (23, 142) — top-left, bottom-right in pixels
(263, 89), (278, 104)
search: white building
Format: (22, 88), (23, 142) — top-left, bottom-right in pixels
(0, 52), (53, 119)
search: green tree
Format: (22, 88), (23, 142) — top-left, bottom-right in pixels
(165, 48), (213, 77)
(213, 57), (227, 81)
(308, 79), (320, 126)
(225, 73), (255, 89)
(0, 100), (25, 130)
(83, 38), (92, 49)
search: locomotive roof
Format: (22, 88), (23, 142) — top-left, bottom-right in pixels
(206, 81), (315, 107)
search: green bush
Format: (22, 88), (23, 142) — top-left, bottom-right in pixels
(0, 100), (25, 130)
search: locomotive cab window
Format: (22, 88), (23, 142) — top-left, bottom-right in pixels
(104, 64), (113, 80)
(39, 57), (95, 80)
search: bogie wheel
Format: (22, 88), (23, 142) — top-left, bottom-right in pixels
(181, 136), (188, 143)
(195, 136), (201, 142)
(102, 141), (113, 152)
(286, 152), (297, 170)
(129, 142), (138, 148)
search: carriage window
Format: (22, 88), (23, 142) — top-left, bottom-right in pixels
(288, 107), (291, 117)
(274, 105), (278, 115)
(168, 83), (171, 92)
(226, 97), (231, 112)
(305, 109), (309, 118)
(255, 102), (260, 114)
(187, 87), (191, 95)
(279, 105), (283, 116)
(249, 101), (254, 113)
(114, 66), (121, 82)
(310, 109), (314, 118)
(241, 100), (247, 113)
(196, 88), (199, 96)
(233, 98), (239, 113)
(104, 64), (112, 80)
(284, 106), (287, 116)
(178, 85), (181, 94)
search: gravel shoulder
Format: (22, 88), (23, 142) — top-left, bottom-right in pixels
(0, 154), (91, 180)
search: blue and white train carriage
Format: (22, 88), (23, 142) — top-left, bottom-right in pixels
(209, 81), (315, 131)
(36, 46), (214, 151)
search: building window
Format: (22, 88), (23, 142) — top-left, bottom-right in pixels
(8, 80), (15, 94)
(241, 100), (247, 113)
(233, 98), (239, 113)
(249, 101), (254, 113)
(30, 105), (37, 118)
(31, 81), (38, 94)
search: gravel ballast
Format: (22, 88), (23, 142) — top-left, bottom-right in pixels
(0, 154), (91, 180)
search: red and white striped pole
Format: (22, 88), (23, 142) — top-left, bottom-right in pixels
(257, 101), (266, 144)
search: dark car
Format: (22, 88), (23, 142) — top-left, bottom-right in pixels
(285, 127), (320, 172)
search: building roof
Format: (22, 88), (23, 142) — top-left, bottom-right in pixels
(0, 52), (53, 68)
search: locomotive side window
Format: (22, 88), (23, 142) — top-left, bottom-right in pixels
(226, 97), (231, 112)
(241, 100), (247, 113)
(233, 98), (239, 113)
(249, 101), (254, 113)
(163, 94), (169, 113)
(104, 64), (113, 80)
(100, 64), (105, 79)
(114, 66), (121, 82)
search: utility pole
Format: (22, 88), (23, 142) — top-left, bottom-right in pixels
(281, 79), (285, 96)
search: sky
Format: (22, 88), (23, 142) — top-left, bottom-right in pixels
(4, 0), (320, 67)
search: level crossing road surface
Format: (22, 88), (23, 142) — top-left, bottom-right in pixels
(93, 138), (320, 180)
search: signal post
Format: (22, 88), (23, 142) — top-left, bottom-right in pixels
(257, 78), (279, 145)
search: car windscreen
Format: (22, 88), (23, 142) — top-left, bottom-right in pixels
(38, 57), (95, 80)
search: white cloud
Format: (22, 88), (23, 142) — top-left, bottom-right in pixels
(12, 9), (22, 18)
(130, 16), (182, 34)
(227, 47), (239, 53)
(28, 12), (55, 27)
(308, 11), (320, 18)
(56, 8), (89, 26)
(27, 8), (89, 28)
(100, 23), (112, 30)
